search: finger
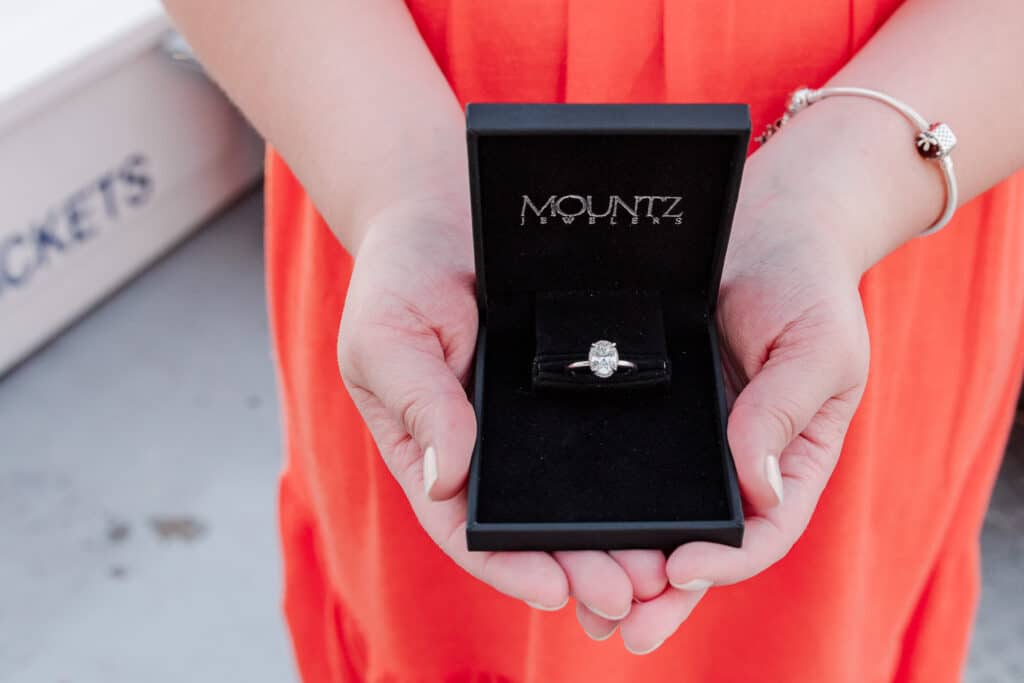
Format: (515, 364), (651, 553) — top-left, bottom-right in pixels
(458, 525), (569, 609)
(406, 454), (569, 607)
(481, 547), (569, 610)
(553, 550), (633, 621)
(346, 390), (570, 609)
(727, 333), (860, 512)
(575, 601), (619, 641)
(666, 436), (825, 589)
(608, 549), (669, 601)
(618, 587), (706, 655)
(420, 395), (477, 501)
(417, 477), (569, 609)
(339, 323), (476, 502)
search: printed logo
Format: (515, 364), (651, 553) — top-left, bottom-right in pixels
(520, 194), (683, 226)
(0, 154), (153, 296)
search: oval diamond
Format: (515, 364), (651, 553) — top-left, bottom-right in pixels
(589, 340), (619, 378)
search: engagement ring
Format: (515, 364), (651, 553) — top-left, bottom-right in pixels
(566, 340), (637, 378)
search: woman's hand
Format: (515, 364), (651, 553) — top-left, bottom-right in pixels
(337, 171), (873, 653)
(595, 174), (873, 653)
(336, 201), (669, 621)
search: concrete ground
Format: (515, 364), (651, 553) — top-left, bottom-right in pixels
(0, 189), (1020, 682)
(0, 192), (294, 682)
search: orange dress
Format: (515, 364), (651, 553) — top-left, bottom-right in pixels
(265, 2), (1024, 681)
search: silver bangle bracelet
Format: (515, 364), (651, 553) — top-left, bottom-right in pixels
(756, 86), (958, 238)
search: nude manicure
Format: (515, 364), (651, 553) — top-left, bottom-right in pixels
(671, 578), (713, 591)
(525, 595), (569, 611)
(423, 446), (438, 497)
(765, 454), (784, 505)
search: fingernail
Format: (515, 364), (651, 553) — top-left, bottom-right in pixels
(423, 446), (438, 498)
(625, 638), (666, 656)
(583, 623), (618, 642)
(765, 454), (784, 505)
(583, 602), (631, 621)
(525, 595), (569, 611)
(670, 578), (712, 591)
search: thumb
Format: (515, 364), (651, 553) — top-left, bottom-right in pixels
(726, 339), (855, 512)
(339, 327), (477, 502)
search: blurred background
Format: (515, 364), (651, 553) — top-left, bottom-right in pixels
(0, 2), (1020, 682)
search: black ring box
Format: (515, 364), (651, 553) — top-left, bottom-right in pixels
(465, 104), (749, 552)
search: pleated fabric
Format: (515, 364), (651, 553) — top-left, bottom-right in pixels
(265, 2), (1024, 680)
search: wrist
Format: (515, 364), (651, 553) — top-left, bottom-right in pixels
(746, 92), (950, 275)
(332, 154), (471, 256)
(320, 100), (469, 259)
(353, 193), (474, 271)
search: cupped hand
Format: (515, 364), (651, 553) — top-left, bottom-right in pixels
(336, 203), (667, 626)
(337, 180), (872, 653)
(600, 186), (873, 653)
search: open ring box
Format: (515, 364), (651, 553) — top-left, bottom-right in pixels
(465, 104), (749, 552)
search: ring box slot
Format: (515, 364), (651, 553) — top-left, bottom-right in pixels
(466, 104), (750, 551)
(532, 289), (671, 391)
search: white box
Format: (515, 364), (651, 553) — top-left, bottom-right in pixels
(0, 1), (264, 374)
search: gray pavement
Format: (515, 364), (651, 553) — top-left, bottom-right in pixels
(0, 189), (1020, 682)
(0, 192), (295, 682)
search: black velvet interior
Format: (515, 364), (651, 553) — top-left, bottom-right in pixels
(477, 294), (729, 523)
(475, 132), (736, 304)
(468, 104), (747, 529)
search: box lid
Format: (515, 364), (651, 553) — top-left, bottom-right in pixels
(467, 103), (750, 315)
(0, 0), (168, 131)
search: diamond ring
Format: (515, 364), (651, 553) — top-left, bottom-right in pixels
(566, 340), (638, 378)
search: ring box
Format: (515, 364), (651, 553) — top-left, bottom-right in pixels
(465, 104), (750, 552)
